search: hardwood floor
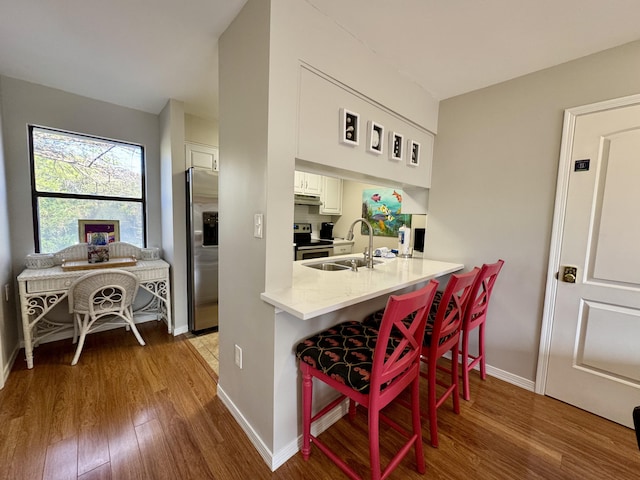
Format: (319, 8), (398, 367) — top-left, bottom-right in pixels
(1, 321), (638, 479)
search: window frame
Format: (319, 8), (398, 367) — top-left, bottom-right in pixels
(28, 125), (148, 252)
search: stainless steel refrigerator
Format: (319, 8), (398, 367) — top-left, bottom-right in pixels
(186, 167), (219, 332)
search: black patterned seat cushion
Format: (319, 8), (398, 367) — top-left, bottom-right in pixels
(296, 321), (405, 393)
(361, 291), (455, 347)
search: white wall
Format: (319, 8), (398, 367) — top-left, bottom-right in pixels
(0, 77), (163, 363)
(185, 113), (218, 147)
(218, 0), (440, 468)
(296, 66), (435, 188)
(159, 99), (188, 334)
(427, 40), (640, 382)
(218, 0), (275, 453)
(0, 77), (19, 388)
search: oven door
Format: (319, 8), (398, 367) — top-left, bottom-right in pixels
(296, 246), (333, 261)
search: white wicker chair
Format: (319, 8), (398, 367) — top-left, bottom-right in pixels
(68, 269), (145, 365)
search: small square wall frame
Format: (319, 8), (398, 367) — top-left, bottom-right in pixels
(367, 121), (384, 154)
(389, 131), (403, 161)
(339, 108), (360, 146)
(408, 139), (420, 166)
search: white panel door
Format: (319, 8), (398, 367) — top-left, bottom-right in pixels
(545, 101), (640, 427)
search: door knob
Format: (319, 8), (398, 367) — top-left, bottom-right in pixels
(561, 266), (577, 283)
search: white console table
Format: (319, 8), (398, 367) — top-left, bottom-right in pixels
(17, 243), (172, 369)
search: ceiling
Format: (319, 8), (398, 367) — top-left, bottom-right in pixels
(1, 0), (640, 120)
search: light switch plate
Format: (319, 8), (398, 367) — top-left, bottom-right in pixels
(234, 344), (243, 369)
(254, 213), (263, 238)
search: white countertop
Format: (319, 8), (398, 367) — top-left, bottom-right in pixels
(260, 254), (463, 320)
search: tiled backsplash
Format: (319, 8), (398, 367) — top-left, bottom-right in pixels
(294, 205), (338, 238)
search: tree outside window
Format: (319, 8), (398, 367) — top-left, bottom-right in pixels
(29, 126), (146, 252)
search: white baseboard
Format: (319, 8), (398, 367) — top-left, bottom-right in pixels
(442, 351), (535, 392)
(172, 324), (189, 335)
(272, 399), (349, 471)
(0, 343), (19, 390)
(219, 361), (534, 472)
(486, 364), (535, 391)
(217, 383), (349, 471)
(217, 384), (274, 468)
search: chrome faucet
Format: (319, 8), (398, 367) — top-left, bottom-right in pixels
(346, 218), (374, 268)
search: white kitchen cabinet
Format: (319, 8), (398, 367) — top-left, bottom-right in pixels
(186, 142), (219, 172)
(294, 171), (304, 193)
(294, 171), (322, 195)
(297, 67), (434, 189)
(320, 176), (343, 215)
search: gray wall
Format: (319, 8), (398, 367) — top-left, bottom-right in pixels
(159, 99), (188, 334)
(218, 0), (274, 449)
(219, 0), (440, 466)
(0, 76), (162, 354)
(0, 77), (18, 387)
(427, 40), (640, 381)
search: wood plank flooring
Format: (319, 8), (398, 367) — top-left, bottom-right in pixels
(1, 320), (638, 479)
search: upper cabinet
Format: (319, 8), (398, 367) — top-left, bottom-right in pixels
(320, 176), (342, 215)
(186, 142), (219, 172)
(294, 171), (343, 215)
(294, 171), (322, 195)
(296, 66), (434, 189)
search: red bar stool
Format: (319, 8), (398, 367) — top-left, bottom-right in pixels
(420, 268), (479, 447)
(295, 281), (439, 480)
(460, 259), (504, 401)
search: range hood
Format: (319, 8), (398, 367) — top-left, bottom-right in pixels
(294, 194), (322, 206)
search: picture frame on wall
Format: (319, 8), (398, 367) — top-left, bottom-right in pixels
(339, 107), (360, 146)
(389, 132), (403, 161)
(366, 121), (384, 154)
(78, 219), (120, 244)
(408, 139), (420, 166)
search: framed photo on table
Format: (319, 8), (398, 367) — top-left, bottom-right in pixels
(78, 219), (120, 244)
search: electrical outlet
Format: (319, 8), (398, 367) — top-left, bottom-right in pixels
(234, 344), (243, 369)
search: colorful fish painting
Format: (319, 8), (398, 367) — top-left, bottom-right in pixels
(362, 188), (411, 237)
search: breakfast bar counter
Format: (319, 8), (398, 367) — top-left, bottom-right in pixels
(260, 255), (463, 320)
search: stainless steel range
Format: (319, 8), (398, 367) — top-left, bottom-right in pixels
(294, 223), (333, 260)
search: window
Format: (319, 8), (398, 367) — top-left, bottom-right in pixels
(29, 126), (146, 252)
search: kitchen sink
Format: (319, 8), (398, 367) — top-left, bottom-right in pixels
(304, 257), (382, 271)
(332, 257), (382, 268)
(304, 262), (351, 271)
